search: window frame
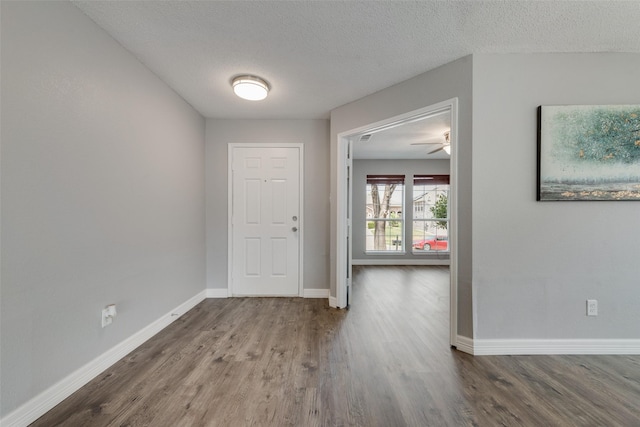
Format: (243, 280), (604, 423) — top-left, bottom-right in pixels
(411, 175), (450, 255)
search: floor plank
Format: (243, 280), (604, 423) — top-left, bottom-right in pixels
(31, 266), (640, 426)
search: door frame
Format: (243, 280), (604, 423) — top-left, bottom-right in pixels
(336, 98), (459, 347)
(227, 143), (304, 297)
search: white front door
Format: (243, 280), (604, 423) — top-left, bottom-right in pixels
(230, 145), (301, 296)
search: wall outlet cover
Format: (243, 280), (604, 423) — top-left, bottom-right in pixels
(587, 299), (598, 316)
(102, 305), (116, 328)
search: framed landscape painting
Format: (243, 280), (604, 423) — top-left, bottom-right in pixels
(537, 105), (640, 201)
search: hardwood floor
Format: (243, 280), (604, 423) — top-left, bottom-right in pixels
(32, 266), (640, 426)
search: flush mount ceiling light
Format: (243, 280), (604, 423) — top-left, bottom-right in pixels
(231, 75), (270, 101)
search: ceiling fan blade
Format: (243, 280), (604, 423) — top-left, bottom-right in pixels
(410, 142), (441, 146)
(427, 145), (444, 154)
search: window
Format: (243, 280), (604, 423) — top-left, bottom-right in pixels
(365, 175), (404, 252)
(412, 175), (449, 253)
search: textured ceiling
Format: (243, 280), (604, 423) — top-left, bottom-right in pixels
(72, 1), (640, 120)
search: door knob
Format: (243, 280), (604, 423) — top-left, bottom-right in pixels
(292, 227), (298, 232)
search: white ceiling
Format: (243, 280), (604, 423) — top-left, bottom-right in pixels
(351, 110), (451, 160)
(72, 1), (640, 121)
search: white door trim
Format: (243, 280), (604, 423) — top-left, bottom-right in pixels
(336, 98), (459, 347)
(228, 143), (304, 297)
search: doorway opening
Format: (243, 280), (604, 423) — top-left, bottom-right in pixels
(336, 98), (459, 347)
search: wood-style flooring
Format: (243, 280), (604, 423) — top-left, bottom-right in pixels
(32, 266), (640, 426)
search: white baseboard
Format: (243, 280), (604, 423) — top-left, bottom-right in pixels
(454, 335), (475, 355)
(1, 291), (207, 427)
(328, 296), (338, 308)
(205, 288), (229, 298)
(352, 258), (449, 266)
(473, 338), (640, 356)
(303, 288), (330, 298)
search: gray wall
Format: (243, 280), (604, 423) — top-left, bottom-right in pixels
(1, 2), (206, 416)
(330, 56), (474, 338)
(205, 119), (330, 291)
(473, 53), (640, 339)
(352, 159), (450, 261)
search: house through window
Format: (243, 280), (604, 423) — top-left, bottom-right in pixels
(412, 175), (450, 253)
(365, 175), (404, 251)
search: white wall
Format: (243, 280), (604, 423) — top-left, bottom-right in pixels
(205, 119), (330, 291)
(1, 1), (206, 416)
(473, 53), (640, 339)
(352, 159), (450, 261)
(331, 56), (473, 337)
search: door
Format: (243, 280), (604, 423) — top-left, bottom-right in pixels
(346, 140), (353, 307)
(230, 145), (301, 296)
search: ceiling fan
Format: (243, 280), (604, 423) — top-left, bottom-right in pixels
(411, 131), (451, 155)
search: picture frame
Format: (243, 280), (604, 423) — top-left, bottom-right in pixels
(537, 104), (640, 201)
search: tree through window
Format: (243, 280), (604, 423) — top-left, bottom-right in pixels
(366, 175), (404, 251)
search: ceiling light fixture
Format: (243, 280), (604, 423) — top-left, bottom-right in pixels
(411, 130), (452, 155)
(231, 75), (270, 101)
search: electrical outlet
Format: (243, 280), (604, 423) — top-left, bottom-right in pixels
(587, 299), (598, 316)
(102, 304), (117, 327)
